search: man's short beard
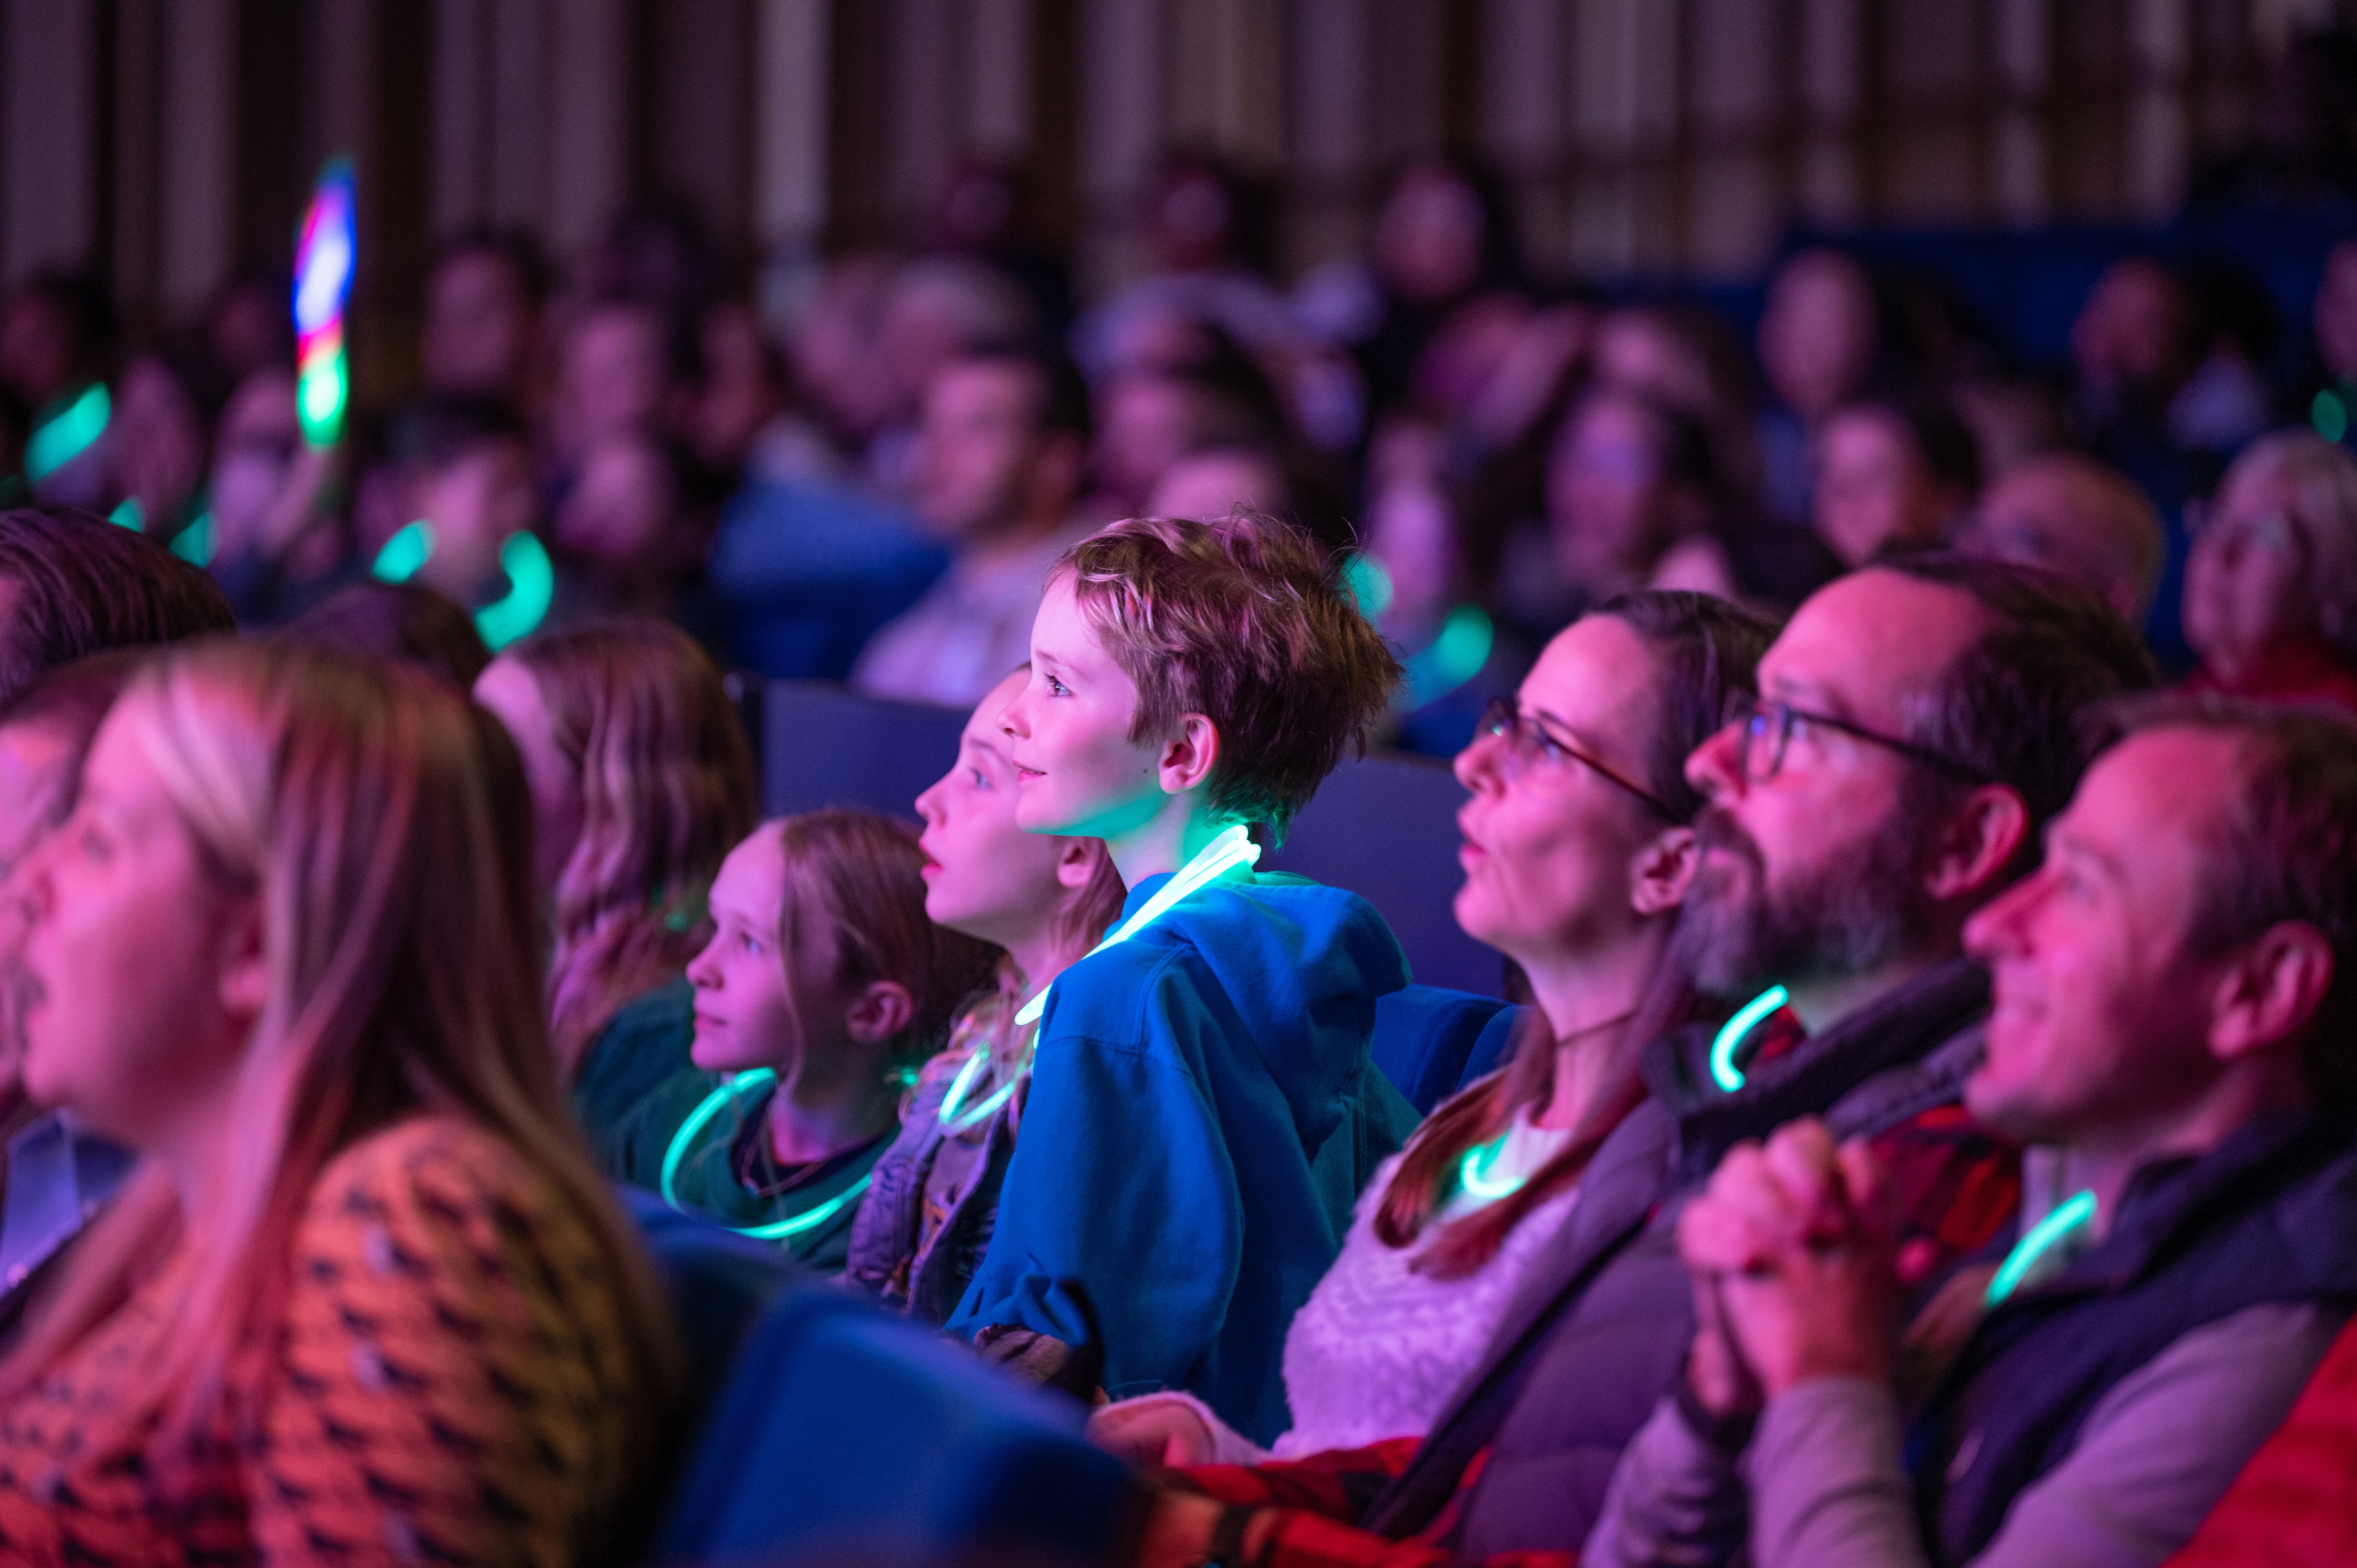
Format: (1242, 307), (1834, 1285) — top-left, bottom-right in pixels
(1673, 790), (1945, 1003)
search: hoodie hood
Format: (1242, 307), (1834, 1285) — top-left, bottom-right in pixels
(1077, 868), (1409, 1150)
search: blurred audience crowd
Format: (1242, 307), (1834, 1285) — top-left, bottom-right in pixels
(6, 74), (2357, 745)
(0, 34), (2353, 1568)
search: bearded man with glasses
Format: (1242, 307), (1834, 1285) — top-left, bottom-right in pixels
(1134, 556), (2155, 1568)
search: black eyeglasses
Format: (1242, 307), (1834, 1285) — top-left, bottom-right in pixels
(1475, 698), (1679, 817)
(1727, 696), (1989, 785)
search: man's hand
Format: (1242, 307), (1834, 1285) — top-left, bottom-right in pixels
(1678, 1119), (1900, 1400)
(1132, 1489), (1227, 1568)
(1090, 1398), (1221, 1467)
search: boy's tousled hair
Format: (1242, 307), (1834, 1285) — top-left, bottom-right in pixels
(1057, 513), (1402, 839)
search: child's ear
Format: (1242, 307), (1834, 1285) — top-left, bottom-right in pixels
(1055, 836), (1109, 892)
(844, 980), (915, 1045)
(1157, 714), (1221, 797)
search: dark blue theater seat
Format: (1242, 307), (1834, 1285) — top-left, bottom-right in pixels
(1370, 985), (1527, 1114)
(756, 680), (1504, 997)
(622, 1188), (1136, 1568)
(618, 1186), (793, 1407)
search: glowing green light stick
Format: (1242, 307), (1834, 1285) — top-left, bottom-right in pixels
(1985, 1189), (2097, 1306)
(1709, 984), (1791, 1093)
(25, 384), (110, 484)
(294, 159), (357, 449)
(658, 1068), (875, 1241)
(1013, 823), (1261, 1029)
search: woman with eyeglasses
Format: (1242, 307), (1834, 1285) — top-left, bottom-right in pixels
(1089, 590), (1776, 1467)
(2183, 430), (2357, 713)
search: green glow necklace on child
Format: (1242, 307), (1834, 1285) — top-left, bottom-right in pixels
(659, 1068), (873, 1241)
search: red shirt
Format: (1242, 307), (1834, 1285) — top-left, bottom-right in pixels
(2184, 644), (2357, 717)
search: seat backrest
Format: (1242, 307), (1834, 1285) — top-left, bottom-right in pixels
(618, 1186), (797, 1409)
(1369, 985), (1527, 1115)
(650, 1282), (1135, 1568)
(757, 680), (1503, 997)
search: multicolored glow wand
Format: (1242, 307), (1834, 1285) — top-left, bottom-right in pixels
(293, 158), (357, 449)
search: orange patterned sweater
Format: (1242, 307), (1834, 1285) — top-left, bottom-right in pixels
(0, 1116), (641, 1568)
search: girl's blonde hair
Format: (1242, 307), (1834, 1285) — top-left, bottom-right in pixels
(0, 642), (682, 1529)
(508, 619), (757, 1073)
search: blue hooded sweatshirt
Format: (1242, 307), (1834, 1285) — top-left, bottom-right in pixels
(947, 868), (1419, 1446)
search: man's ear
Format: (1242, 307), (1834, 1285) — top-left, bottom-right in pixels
(845, 979), (916, 1046)
(216, 895), (269, 1021)
(2208, 922), (2336, 1067)
(1055, 835), (1110, 892)
(1630, 825), (1698, 917)
(1923, 784), (2031, 905)
(1156, 714), (1221, 797)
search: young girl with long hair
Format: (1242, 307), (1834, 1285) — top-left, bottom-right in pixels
(659, 808), (998, 1273)
(1092, 590), (1775, 1464)
(472, 617), (758, 1176)
(844, 667), (1126, 1320)
(0, 641), (681, 1564)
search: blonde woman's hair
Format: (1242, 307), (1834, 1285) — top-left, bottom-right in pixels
(507, 619), (757, 1074)
(0, 642), (682, 1531)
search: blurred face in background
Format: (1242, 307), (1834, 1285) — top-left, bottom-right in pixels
(1148, 167), (1237, 273)
(1147, 447), (1285, 525)
(555, 432), (682, 576)
(1759, 250), (1876, 424)
(693, 302), (786, 472)
(1548, 394), (1681, 595)
(790, 256), (899, 443)
(1374, 164), (1487, 305)
(2072, 259), (2192, 396)
(558, 302), (668, 461)
(422, 248), (539, 403)
(916, 358), (1050, 544)
(414, 436), (539, 602)
(1960, 457), (2161, 623)
(0, 293), (78, 412)
(2315, 242), (2357, 384)
(2184, 458), (2328, 678)
(208, 368), (322, 565)
(1592, 311), (1717, 426)
(109, 357), (208, 528)
(1095, 369), (1205, 516)
(1814, 406), (1949, 567)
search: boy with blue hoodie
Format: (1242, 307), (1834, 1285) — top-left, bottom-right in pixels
(947, 513), (1418, 1446)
